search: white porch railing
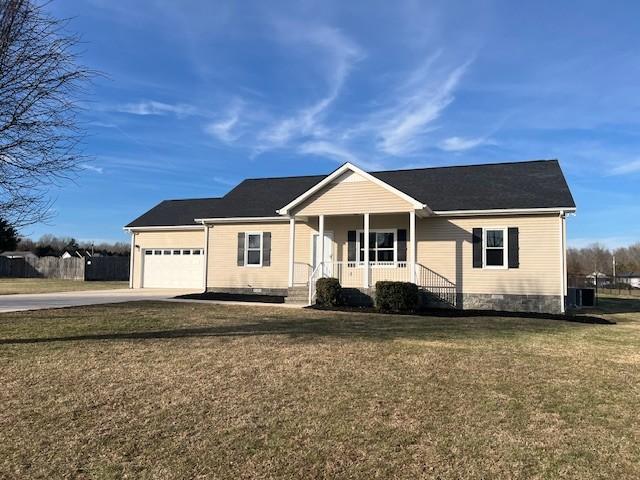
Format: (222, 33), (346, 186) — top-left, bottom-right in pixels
(307, 261), (458, 307)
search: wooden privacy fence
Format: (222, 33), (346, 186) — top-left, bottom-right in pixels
(0, 256), (129, 281)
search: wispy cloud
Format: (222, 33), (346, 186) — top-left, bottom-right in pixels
(256, 23), (363, 150)
(439, 135), (493, 152)
(375, 58), (474, 155)
(116, 100), (196, 117)
(81, 163), (104, 174)
(610, 159), (640, 175)
(205, 105), (242, 143)
(299, 141), (383, 170)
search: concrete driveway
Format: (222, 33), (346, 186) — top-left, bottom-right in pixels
(0, 289), (199, 313)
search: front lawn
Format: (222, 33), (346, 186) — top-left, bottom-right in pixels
(0, 278), (128, 295)
(0, 300), (638, 479)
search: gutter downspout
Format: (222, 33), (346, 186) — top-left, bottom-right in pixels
(201, 221), (210, 294)
(559, 210), (566, 314)
(128, 230), (135, 289)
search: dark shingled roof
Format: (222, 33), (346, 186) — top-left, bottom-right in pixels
(126, 160), (575, 227)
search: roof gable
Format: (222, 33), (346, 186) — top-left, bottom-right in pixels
(277, 163), (426, 215)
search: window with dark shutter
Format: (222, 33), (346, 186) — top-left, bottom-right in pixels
(397, 229), (407, 262)
(262, 232), (271, 267)
(237, 232), (245, 266)
(472, 228), (483, 268)
(347, 231), (356, 262)
(508, 227), (519, 268)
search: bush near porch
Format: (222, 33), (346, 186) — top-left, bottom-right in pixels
(375, 281), (420, 313)
(315, 277), (342, 306)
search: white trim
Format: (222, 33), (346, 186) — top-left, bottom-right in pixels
(483, 227), (508, 269)
(129, 232), (135, 289)
(244, 232), (263, 267)
(363, 213), (370, 288)
(124, 225), (204, 232)
(560, 211), (566, 314)
(319, 215), (325, 276)
(310, 231), (334, 270)
(202, 224), (210, 292)
(288, 217), (295, 287)
(195, 216), (289, 224)
(409, 210), (416, 283)
(433, 207), (576, 217)
(276, 162), (426, 215)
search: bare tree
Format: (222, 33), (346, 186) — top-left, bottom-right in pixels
(0, 0), (91, 228)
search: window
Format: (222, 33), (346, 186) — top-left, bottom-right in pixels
(154, 250), (162, 255)
(163, 250), (171, 255)
(182, 249), (191, 255)
(357, 230), (396, 264)
(193, 249), (201, 255)
(145, 250), (152, 256)
(173, 250), (181, 255)
(484, 228), (506, 268)
(245, 233), (262, 266)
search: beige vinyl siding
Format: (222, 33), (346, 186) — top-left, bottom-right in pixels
(208, 222), (293, 289)
(417, 214), (562, 296)
(293, 178), (413, 216)
(131, 229), (204, 288)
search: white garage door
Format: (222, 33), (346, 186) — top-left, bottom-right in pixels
(142, 248), (204, 288)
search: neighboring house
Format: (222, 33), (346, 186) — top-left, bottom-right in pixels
(618, 273), (640, 289)
(0, 251), (38, 259)
(125, 160), (576, 314)
(586, 271), (610, 287)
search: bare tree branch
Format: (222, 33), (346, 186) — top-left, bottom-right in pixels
(0, 0), (92, 227)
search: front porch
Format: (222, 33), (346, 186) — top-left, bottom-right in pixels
(286, 212), (457, 305)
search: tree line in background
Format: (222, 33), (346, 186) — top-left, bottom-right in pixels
(0, 220), (128, 256)
(17, 235), (129, 257)
(567, 243), (640, 275)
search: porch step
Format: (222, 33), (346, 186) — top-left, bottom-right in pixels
(285, 286), (309, 304)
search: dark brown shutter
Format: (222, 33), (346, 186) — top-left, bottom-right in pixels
(508, 227), (519, 268)
(472, 228), (483, 268)
(262, 232), (271, 266)
(237, 232), (245, 266)
(347, 230), (356, 262)
(397, 229), (407, 261)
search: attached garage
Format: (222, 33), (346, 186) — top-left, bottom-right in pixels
(142, 248), (204, 288)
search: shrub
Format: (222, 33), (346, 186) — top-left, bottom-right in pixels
(315, 277), (342, 306)
(375, 281), (419, 313)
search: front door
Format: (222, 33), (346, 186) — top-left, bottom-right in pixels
(312, 232), (334, 277)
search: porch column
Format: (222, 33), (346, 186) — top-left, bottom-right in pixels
(363, 213), (370, 288)
(409, 210), (416, 283)
(288, 216), (295, 287)
(319, 214), (325, 277)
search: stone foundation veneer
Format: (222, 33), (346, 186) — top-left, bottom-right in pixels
(339, 287), (563, 315)
(457, 293), (563, 315)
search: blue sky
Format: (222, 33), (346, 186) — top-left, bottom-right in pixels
(34, 0), (640, 247)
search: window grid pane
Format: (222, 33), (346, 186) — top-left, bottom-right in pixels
(486, 249), (504, 266)
(247, 250), (261, 265)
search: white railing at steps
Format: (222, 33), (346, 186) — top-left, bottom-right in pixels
(293, 262), (312, 286)
(308, 263), (323, 305)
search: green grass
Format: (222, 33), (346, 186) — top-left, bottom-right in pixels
(0, 299), (639, 479)
(0, 278), (128, 295)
